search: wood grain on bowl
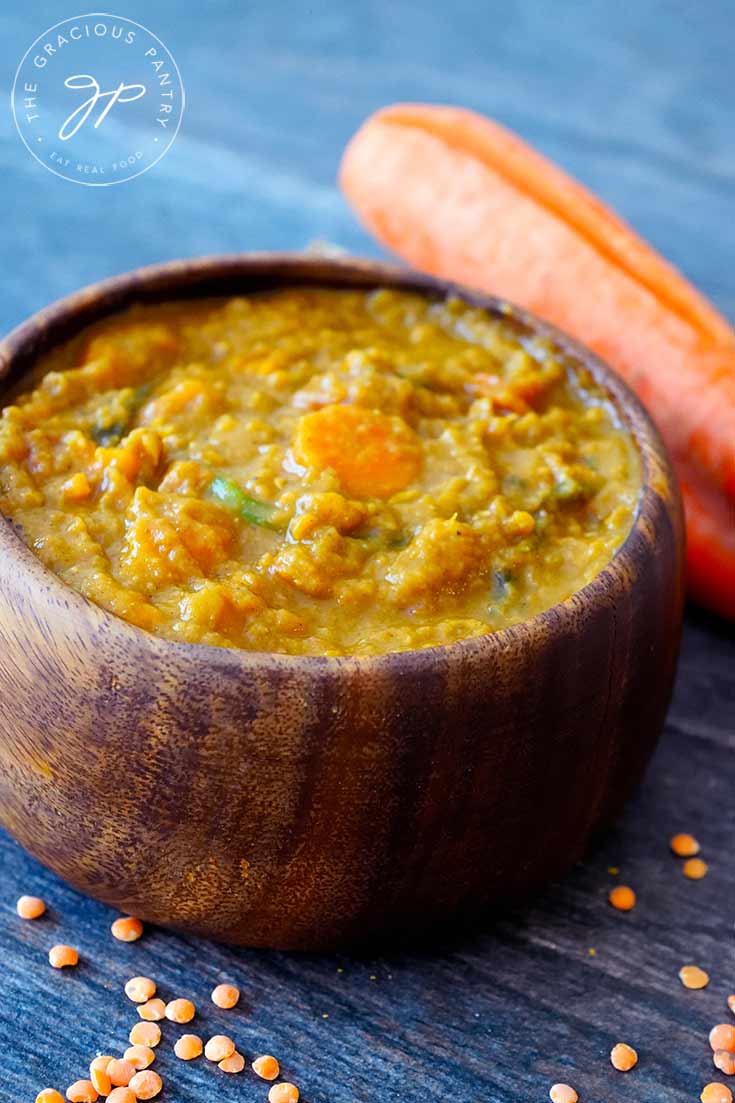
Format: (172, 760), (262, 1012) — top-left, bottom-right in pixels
(0, 255), (685, 949)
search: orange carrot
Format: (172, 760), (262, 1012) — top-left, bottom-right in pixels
(340, 103), (735, 616)
(292, 404), (421, 500)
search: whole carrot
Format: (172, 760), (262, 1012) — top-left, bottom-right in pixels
(340, 103), (735, 617)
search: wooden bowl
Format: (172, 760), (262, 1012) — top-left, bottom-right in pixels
(0, 254), (685, 950)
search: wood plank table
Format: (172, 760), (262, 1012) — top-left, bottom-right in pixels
(1, 3), (733, 1099)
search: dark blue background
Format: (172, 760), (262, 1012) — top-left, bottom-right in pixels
(1, 3), (733, 1101)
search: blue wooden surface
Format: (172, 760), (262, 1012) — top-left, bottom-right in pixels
(1, 3), (734, 1101)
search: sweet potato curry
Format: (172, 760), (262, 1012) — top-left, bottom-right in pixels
(0, 289), (640, 655)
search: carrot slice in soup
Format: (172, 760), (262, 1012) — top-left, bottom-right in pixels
(292, 404), (421, 499)
(340, 103), (735, 617)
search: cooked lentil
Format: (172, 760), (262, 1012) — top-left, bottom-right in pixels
(0, 290), (640, 657)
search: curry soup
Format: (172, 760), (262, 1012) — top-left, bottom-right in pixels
(0, 289), (640, 656)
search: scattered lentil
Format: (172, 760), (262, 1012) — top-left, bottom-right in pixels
(710, 1025), (735, 1053)
(174, 1034), (203, 1061)
(549, 1085), (578, 1103)
(128, 1071), (162, 1100)
(125, 976), (156, 1003)
(89, 1057), (112, 1095)
(701, 1085), (733, 1103)
(219, 1052), (246, 1074)
(138, 998), (166, 1022)
(17, 894), (46, 919)
(609, 885), (636, 912)
(670, 833), (700, 857)
(129, 1021), (161, 1048)
(211, 983), (240, 1009)
(714, 1051), (735, 1076)
(165, 998), (196, 1023)
(107, 1059), (135, 1088)
(683, 858), (709, 880)
(611, 1042), (638, 1071)
(107, 1091), (136, 1103)
(268, 1084), (300, 1103)
(729, 996), (735, 1017)
(36, 1092), (65, 1103)
(252, 1055), (280, 1081)
(49, 944), (79, 969)
(204, 1035), (236, 1062)
(680, 965), (711, 990)
(111, 916), (144, 942)
(65, 1082), (98, 1103)
(124, 1045), (155, 1070)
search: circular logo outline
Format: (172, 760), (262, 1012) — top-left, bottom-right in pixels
(11, 11), (185, 186)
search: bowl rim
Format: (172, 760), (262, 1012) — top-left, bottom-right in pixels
(0, 251), (679, 673)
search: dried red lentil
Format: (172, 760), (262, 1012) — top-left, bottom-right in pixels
(89, 1057), (112, 1096)
(107, 1090), (136, 1103)
(17, 894), (46, 919)
(124, 1044), (155, 1070)
(253, 1055), (281, 1081)
(204, 1035), (236, 1062)
(683, 858), (709, 880)
(710, 1025), (735, 1053)
(138, 998), (166, 1022)
(111, 916), (144, 942)
(174, 1034), (203, 1060)
(714, 1051), (735, 1076)
(609, 885), (636, 912)
(65, 1081), (97, 1103)
(128, 1070), (162, 1100)
(36, 1092), (65, 1103)
(549, 1085), (578, 1103)
(728, 995), (735, 1017)
(211, 983), (240, 1009)
(129, 1021), (161, 1048)
(107, 1059), (134, 1088)
(165, 997), (196, 1024)
(670, 833), (700, 857)
(679, 965), (710, 990)
(219, 1051), (246, 1074)
(611, 1042), (638, 1071)
(49, 944), (79, 969)
(700, 1085), (733, 1103)
(124, 976), (156, 1003)
(268, 1084), (300, 1103)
